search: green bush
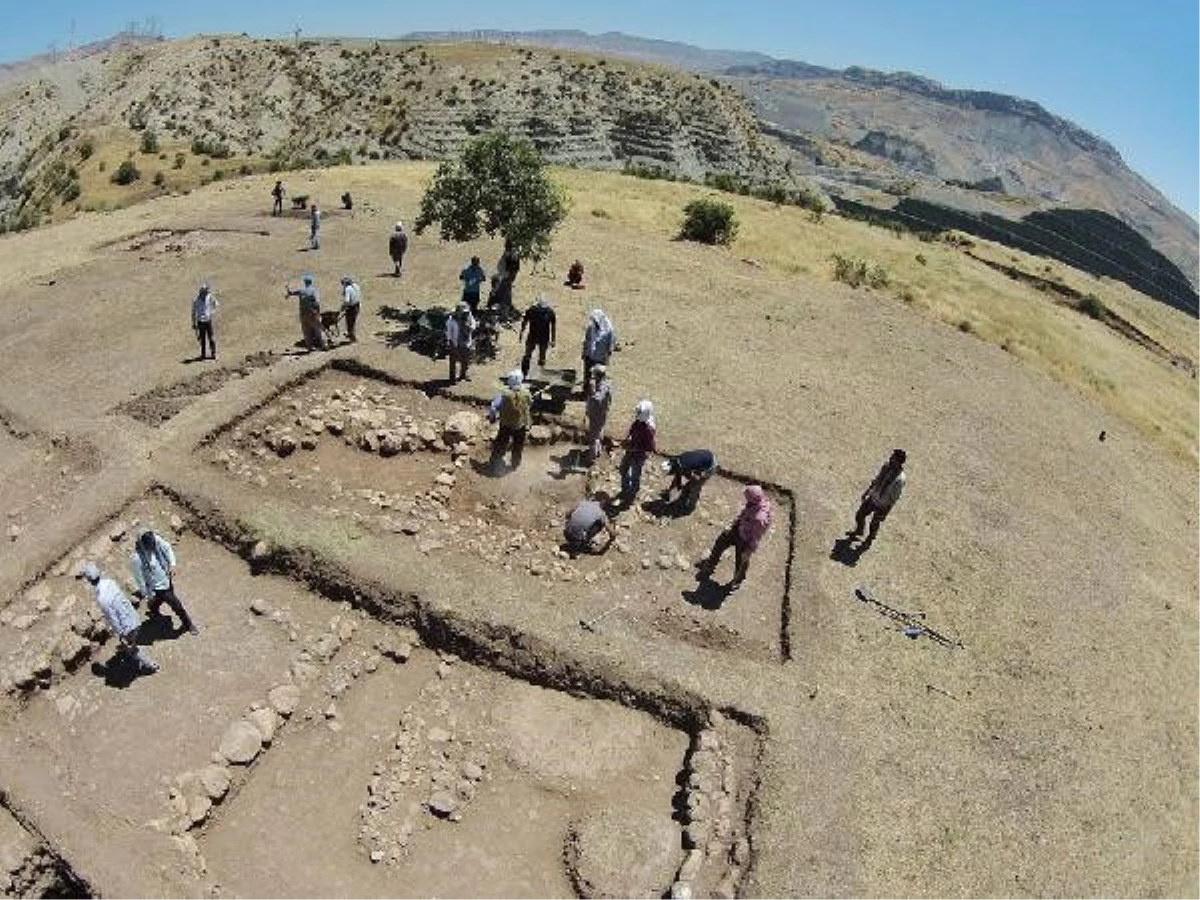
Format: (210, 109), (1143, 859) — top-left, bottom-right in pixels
(62, 181), (81, 202)
(111, 160), (139, 184)
(1079, 293), (1106, 320)
(680, 199), (738, 246)
(832, 254), (889, 289)
(140, 130), (159, 154)
(78, 139), (94, 160)
(153, 171), (165, 187)
(173, 152), (185, 169)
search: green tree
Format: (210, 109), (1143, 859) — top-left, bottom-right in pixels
(111, 160), (140, 185)
(414, 132), (568, 261)
(680, 198), (738, 246)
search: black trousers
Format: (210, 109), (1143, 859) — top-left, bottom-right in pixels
(705, 525), (751, 583)
(195, 321), (216, 358)
(344, 304), (359, 342)
(490, 424), (527, 470)
(521, 335), (550, 376)
(148, 584), (196, 632)
(853, 498), (891, 541)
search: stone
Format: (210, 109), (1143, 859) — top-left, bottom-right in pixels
(249, 598), (270, 616)
(268, 683), (300, 717)
(248, 707), (279, 744)
(418, 539), (444, 554)
(326, 419), (345, 436)
(187, 793), (213, 826)
(427, 792), (457, 817)
(461, 762), (484, 782)
(656, 554), (674, 570)
(678, 848), (704, 882)
(418, 427), (439, 447)
(443, 410), (482, 444)
(11, 614), (36, 630)
(170, 514), (186, 534)
(670, 882), (693, 899)
(24, 583), (50, 604)
(198, 765), (231, 801)
(274, 435), (297, 457)
(434, 472), (456, 487)
(380, 641), (411, 664)
(427, 727), (452, 744)
(56, 632), (90, 668)
(300, 436), (319, 451)
(219, 720), (264, 765)
(6, 523), (21, 541)
(567, 807), (681, 899)
(250, 541), (270, 562)
(324, 703), (338, 719)
(358, 431), (380, 453)
(108, 521), (128, 542)
(528, 424), (553, 445)
(379, 432), (404, 457)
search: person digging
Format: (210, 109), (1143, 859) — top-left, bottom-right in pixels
(660, 449), (718, 512)
(563, 491), (618, 556)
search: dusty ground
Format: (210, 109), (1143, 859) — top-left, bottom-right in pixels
(0, 163), (1195, 898)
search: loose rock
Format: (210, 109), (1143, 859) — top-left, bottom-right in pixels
(219, 720), (264, 765)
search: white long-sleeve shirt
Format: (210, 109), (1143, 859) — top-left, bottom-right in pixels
(192, 290), (218, 324)
(445, 312), (476, 349)
(341, 282), (362, 308)
(92, 577), (141, 638)
(130, 533), (176, 597)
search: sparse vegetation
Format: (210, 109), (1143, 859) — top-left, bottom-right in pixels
(140, 130), (159, 154)
(679, 198), (738, 246)
(1079, 293), (1107, 320)
(832, 254), (889, 289)
(111, 160), (140, 185)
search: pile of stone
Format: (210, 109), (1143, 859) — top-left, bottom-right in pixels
(670, 711), (752, 900)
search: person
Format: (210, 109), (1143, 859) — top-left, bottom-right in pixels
(459, 255), (487, 312)
(565, 259), (585, 289)
(618, 400), (656, 502)
(564, 492), (618, 554)
(519, 294), (557, 377)
(340, 276), (362, 343)
(389, 222), (408, 277)
(661, 449), (718, 511)
(191, 281), (219, 361)
(496, 239), (520, 291)
(271, 180), (285, 216)
(581, 309), (616, 388)
(129, 528), (198, 635)
(698, 485), (773, 590)
(285, 275), (325, 350)
(488, 369), (532, 473)
(445, 302), (476, 383)
(850, 449), (907, 545)
(584, 364), (612, 466)
(81, 561), (158, 675)
(341, 191), (353, 211)
(309, 202), (321, 250)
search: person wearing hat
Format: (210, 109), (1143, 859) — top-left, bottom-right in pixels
(563, 491), (617, 555)
(129, 528), (198, 635)
(849, 449), (907, 546)
(285, 275), (325, 351)
(488, 369), (533, 472)
(519, 294), (557, 377)
(389, 221), (408, 277)
(81, 562), (159, 676)
(459, 255), (487, 312)
(698, 484), (772, 590)
(309, 202), (321, 250)
(340, 275), (362, 343)
(191, 281), (219, 361)
(660, 449), (717, 512)
(584, 364), (613, 466)
(618, 399), (657, 503)
(581, 309), (616, 390)
(445, 302), (477, 383)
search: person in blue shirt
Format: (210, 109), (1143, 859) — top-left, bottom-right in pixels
(660, 449), (718, 512)
(459, 256), (487, 312)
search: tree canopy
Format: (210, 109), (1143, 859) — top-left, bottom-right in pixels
(414, 132), (569, 262)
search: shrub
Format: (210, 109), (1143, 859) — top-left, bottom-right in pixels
(78, 139), (94, 160)
(140, 130), (159, 153)
(153, 171), (165, 186)
(173, 153), (185, 169)
(1079, 293), (1106, 320)
(239, 163), (252, 176)
(111, 160), (140, 185)
(679, 199), (738, 246)
(832, 254), (889, 289)
(98, 160), (107, 172)
(958, 319), (975, 333)
(62, 181), (81, 202)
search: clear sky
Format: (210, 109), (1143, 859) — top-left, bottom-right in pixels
(4, 0), (1197, 219)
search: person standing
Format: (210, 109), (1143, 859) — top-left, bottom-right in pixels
(850, 449), (907, 546)
(459, 255), (487, 312)
(389, 222), (408, 277)
(563, 492), (618, 555)
(271, 180), (285, 216)
(488, 369), (533, 473)
(285, 275), (325, 350)
(81, 562), (158, 675)
(581, 309), (616, 388)
(584, 364), (612, 466)
(340, 276), (362, 343)
(191, 281), (219, 361)
(660, 449), (718, 511)
(445, 302), (476, 383)
(698, 485), (773, 589)
(519, 294), (557, 377)
(618, 399), (656, 503)
(309, 202), (321, 250)
(130, 528), (199, 635)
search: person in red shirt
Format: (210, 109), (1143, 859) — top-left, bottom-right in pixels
(618, 399), (656, 503)
(698, 484), (772, 589)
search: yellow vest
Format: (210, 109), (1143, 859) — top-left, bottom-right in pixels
(498, 387), (532, 428)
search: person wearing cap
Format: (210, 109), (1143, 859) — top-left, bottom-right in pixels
(519, 294), (557, 377)
(698, 485), (772, 589)
(191, 281), (219, 361)
(581, 309), (616, 390)
(660, 449), (718, 512)
(445, 302), (477, 383)
(618, 399), (657, 503)
(584, 364), (613, 466)
(285, 275), (325, 351)
(488, 369), (533, 472)
(459, 255), (487, 312)
(340, 276), (362, 343)
(130, 528), (198, 635)
(850, 449), (907, 546)
(563, 491), (617, 555)
(81, 562), (159, 676)
(389, 221), (408, 277)
(309, 202), (321, 250)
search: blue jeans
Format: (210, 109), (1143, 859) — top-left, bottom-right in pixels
(619, 453), (645, 499)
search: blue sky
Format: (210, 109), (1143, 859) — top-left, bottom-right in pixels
(4, 0), (1197, 219)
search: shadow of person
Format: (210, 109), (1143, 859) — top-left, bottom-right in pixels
(830, 533), (867, 567)
(640, 494), (692, 520)
(469, 457), (504, 479)
(682, 570), (733, 610)
(137, 611), (185, 645)
(90, 655), (141, 689)
(548, 449), (587, 481)
(419, 376), (456, 396)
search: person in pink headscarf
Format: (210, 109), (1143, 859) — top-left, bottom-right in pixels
(698, 484), (772, 589)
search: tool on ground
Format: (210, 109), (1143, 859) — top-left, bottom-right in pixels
(579, 604), (624, 632)
(855, 585), (963, 649)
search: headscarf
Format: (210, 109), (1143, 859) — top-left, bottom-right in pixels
(738, 485), (773, 549)
(505, 369), (524, 389)
(395, 221), (404, 232)
(589, 309), (612, 336)
(302, 274), (313, 286)
(635, 399), (655, 429)
(535, 293), (548, 307)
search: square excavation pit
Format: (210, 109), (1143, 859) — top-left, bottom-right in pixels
(203, 368), (794, 660)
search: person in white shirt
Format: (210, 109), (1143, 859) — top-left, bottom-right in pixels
(340, 276), (362, 343)
(129, 529), (198, 635)
(191, 282), (219, 360)
(850, 449), (907, 546)
(82, 562), (158, 675)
